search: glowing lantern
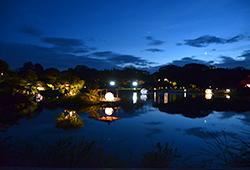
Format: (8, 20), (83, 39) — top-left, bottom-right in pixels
(36, 93), (43, 102)
(140, 88), (148, 95)
(205, 89), (212, 94)
(105, 92), (115, 102)
(105, 107), (114, 116)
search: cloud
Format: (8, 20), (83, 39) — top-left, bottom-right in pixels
(20, 26), (43, 37)
(42, 37), (96, 54)
(165, 50), (250, 69)
(215, 50), (250, 68)
(0, 42), (116, 70)
(0, 42), (155, 69)
(178, 34), (249, 47)
(145, 48), (164, 53)
(42, 37), (83, 47)
(145, 36), (165, 46)
(170, 56), (214, 66)
(91, 51), (156, 67)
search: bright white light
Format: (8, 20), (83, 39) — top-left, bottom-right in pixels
(132, 92), (137, 104)
(246, 84), (250, 88)
(105, 92), (115, 102)
(225, 94), (230, 99)
(205, 93), (213, 100)
(132, 81), (138, 87)
(36, 93), (43, 102)
(205, 89), (213, 94)
(184, 92), (187, 98)
(0, 72), (3, 76)
(140, 94), (147, 101)
(204, 51), (208, 55)
(109, 81), (115, 86)
(140, 88), (148, 95)
(105, 107), (114, 116)
(225, 89), (230, 93)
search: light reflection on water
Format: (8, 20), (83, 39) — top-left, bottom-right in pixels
(0, 91), (250, 168)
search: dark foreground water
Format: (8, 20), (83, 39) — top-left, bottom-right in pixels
(0, 91), (250, 169)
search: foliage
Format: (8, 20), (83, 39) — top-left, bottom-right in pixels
(152, 63), (250, 88)
(81, 89), (101, 103)
(56, 112), (84, 129)
(141, 142), (179, 168)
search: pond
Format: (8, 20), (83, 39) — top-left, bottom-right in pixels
(0, 91), (250, 168)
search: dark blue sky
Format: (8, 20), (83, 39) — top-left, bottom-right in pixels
(0, 0), (250, 69)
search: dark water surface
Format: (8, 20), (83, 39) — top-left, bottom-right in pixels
(1, 91), (250, 168)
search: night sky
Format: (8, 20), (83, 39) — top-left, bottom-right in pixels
(0, 0), (250, 70)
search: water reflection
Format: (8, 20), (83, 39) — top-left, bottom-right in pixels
(205, 93), (213, 100)
(1, 91), (250, 168)
(104, 107), (114, 116)
(133, 92), (138, 104)
(152, 92), (250, 119)
(164, 93), (168, 104)
(153, 92), (156, 102)
(225, 94), (230, 99)
(84, 106), (120, 123)
(56, 110), (84, 129)
(140, 94), (147, 101)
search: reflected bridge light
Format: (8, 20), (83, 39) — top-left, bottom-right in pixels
(105, 92), (115, 102)
(140, 94), (147, 101)
(105, 107), (114, 116)
(164, 93), (168, 104)
(205, 93), (213, 100)
(225, 94), (230, 99)
(132, 81), (138, 87)
(153, 92), (157, 102)
(109, 81), (115, 86)
(132, 92), (138, 104)
(140, 88), (148, 95)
